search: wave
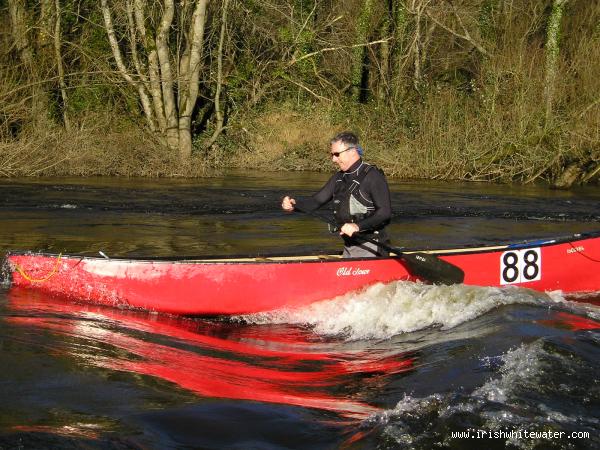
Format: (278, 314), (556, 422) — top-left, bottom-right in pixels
(361, 337), (600, 447)
(239, 281), (552, 341)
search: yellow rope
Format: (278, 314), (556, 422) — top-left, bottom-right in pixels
(14, 253), (63, 283)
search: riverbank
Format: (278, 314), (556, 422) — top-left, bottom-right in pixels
(2, 101), (598, 189)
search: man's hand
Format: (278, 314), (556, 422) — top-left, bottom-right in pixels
(340, 223), (359, 237)
(281, 196), (296, 211)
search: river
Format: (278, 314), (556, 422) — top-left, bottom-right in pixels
(0, 173), (599, 449)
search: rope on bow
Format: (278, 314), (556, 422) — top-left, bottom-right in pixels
(14, 253), (63, 283)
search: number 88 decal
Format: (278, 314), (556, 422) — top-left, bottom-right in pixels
(500, 248), (542, 284)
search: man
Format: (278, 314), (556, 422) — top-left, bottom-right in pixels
(281, 131), (392, 257)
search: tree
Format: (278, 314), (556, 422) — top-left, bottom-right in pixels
(544, 0), (567, 124)
(351, 0), (374, 102)
(54, 0), (70, 130)
(100, 0), (211, 160)
(7, 0), (50, 128)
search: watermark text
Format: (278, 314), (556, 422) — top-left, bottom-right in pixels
(450, 428), (590, 440)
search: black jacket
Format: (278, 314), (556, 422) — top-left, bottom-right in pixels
(296, 159), (392, 233)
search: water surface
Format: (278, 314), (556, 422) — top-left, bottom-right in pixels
(0, 173), (599, 449)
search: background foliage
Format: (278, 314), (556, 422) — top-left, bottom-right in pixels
(1, 0), (599, 186)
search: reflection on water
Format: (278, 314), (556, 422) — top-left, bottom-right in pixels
(2, 285), (599, 448)
(5, 288), (414, 420)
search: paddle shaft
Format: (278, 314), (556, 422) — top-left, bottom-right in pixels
(290, 204), (395, 253)
(290, 204), (465, 285)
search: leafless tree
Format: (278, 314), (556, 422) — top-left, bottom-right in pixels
(101, 0), (211, 159)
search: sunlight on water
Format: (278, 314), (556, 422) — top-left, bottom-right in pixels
(473, 341), (546, 404)
(240, 281), (551, 340)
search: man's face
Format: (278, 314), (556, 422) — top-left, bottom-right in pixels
(330, 140), (358, 171)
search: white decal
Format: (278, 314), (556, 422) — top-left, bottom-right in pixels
(567, 246), (584, 254)
(500, 248), (542, 285)
(336, 267), (371, 277)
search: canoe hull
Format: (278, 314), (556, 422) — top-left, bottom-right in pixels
(4, 232), (600, 315)
(3, 254), (414, 315)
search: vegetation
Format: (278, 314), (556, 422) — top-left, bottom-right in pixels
(1, 0), (599, 186)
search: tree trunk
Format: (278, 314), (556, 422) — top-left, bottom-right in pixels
(101, 0), (211, 161)
(391, 0), (409, 103)
(39, 0), (54, 50)
(413, 2), (422, 90)
(155, 0), (179, 149)
(178, 0), (209, 160)
(54, 0), (71, 130)
(132, 0), (167, 133)
(8, 0), (34, 71)
(544, 0), (567, 124)
(206, 0), (229, 149)
(8, 0), (51, 128)
(100, 0), (157, 132)
(378, 2), (392, 102)
(352, 0), (374, 102)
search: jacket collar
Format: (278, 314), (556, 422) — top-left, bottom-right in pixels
(342, 159), (363, 175)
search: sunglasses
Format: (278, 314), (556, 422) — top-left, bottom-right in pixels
(330, 147), (356, 158)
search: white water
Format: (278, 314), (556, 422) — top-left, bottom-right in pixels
(366, 339), (599, 447)
(368, 343), (549, 424)
(241, 281), (554, 341)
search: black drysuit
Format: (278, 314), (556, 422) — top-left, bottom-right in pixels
(295, 159), (392, 256)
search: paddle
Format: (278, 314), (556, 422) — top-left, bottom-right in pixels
(292, 205), (465, 285)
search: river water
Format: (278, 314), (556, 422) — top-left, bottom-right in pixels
(0, 173), (599, 449)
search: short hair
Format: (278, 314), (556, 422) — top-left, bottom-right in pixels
(330, 131), (359, 147)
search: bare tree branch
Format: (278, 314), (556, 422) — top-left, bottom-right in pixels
(286, 38), (392, 68)
(100, 0), (156, 130)
(425, 3), (489, 57)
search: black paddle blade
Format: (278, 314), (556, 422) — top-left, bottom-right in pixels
(400, 252), (465, 285)
(351, 233), (465, 285)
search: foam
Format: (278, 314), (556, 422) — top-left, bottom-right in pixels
(240, 281), (548, 341)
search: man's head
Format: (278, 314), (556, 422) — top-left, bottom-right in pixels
(330, 131), (361, 171)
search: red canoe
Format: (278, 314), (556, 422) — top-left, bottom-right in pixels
(2, 231), (600, 315)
